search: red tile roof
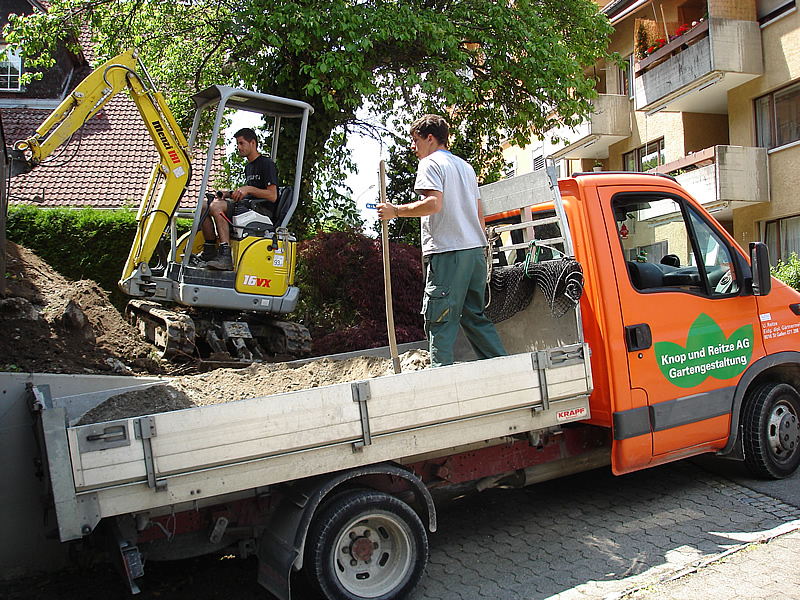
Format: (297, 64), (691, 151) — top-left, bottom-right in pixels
(3, 95), (224, 211)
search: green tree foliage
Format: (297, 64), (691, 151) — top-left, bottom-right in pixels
(5, 0), (615, 238)
(307, 131), (364, 233)
(771, 252), (800, 290)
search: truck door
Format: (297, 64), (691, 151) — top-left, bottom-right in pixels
(602, 188), (763, 459)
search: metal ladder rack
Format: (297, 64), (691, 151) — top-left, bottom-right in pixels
(480, 160), (574, 263)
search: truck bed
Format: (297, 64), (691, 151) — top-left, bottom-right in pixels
(35, 343), (592, 541)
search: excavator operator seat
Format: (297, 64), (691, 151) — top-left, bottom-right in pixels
(230, 186), (293, 239)
(273, 186), (293, 229)
(231, 209), (273, 239)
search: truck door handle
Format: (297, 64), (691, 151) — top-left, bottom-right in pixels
(625, 323), (652, 352)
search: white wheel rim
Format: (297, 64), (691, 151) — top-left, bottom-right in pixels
(331, 509), (414, 597)
(767, 400), (799, 462)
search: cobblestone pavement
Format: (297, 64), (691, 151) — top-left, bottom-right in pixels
(626, 525), (800, 600)
(410, 460), (800, 600)
(1, 459), (797, 599)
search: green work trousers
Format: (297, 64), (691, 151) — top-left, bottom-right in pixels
(422, 247), (507, 367)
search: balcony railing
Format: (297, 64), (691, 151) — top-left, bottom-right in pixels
(633, 18), (763, 114)
(651, 145), (768, 211)
(635, 19), (710, 77)
(550, 94), (631, 160)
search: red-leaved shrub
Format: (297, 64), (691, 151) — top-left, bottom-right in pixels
(296, 230), (424, 356)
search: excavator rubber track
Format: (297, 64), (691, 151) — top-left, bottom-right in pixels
(126, 299), (196, 360)
(269, 320), (313, 355)
(126, 301), (312, 364)
(193, 312), (313, 362)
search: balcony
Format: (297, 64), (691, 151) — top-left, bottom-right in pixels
(550, 94), (631, 160)
(633, 18), (763, 115)
(651, 145), (768, 220)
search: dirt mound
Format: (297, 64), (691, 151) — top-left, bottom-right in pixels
(77, 349), (429, 424)
(1, 241), (163, 374)
(2, 242), (430, 407)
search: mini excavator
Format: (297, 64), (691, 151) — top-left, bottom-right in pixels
(12, 49), (314, 363)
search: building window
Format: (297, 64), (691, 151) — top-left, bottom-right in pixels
(532, 154), (545, 171)
(503, 157), (517, 179)
(678, 0), (707, 25)
(755, 81), (800, 149)
(764, 215), (800, 266)
(758, 0), (796, 25)
(623, 138), (665, 172)
(618, 55), (633, 99)
(0, 45), (22, 91)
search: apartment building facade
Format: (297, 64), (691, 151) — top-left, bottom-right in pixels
(503, 0), (800, 266)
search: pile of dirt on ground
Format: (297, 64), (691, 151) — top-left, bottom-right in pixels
(1, 241), (164, 375)
(1, 241), (430, 396)
(77, 349), (429, 424)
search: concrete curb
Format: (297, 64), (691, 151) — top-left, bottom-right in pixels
(607, 519), (800, 600)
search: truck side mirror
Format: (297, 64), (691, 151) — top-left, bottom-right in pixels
(749, 242), (772, 296)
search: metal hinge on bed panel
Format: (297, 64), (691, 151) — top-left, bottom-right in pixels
(533, 344), (589, 412)
(351, 380), (372, 451)
(133, 416), (167, 491)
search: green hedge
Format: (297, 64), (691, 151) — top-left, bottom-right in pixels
(7, 206), (140, 309)
(771, 252), (800, 290)
(6, 206), (195, 310)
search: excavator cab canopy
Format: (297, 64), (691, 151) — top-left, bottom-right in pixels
(184, 85), (314, 245)
(191, 85), (312, 119)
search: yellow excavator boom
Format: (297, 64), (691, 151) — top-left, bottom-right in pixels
(13, 48), (191, 284)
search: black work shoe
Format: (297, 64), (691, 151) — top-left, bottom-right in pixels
(207, 244), (234, 271)
(198, 242), (217, 262)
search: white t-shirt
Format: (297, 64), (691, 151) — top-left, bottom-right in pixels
(414, 150), (487, 256)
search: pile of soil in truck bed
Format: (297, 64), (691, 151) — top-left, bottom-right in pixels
(77, 349), (429, 424)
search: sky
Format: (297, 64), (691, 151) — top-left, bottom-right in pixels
(345, 132), (387, 230)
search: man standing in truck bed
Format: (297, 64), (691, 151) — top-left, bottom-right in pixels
(377, 114), (506, 367)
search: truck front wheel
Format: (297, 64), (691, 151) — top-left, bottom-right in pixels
(743, 382), (800, 479)
(305, 489), (428, 600)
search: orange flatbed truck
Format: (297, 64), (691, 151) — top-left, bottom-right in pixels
(4, 166), (799, 600)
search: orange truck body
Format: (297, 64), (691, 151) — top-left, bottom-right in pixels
(487, 171), (800, 478)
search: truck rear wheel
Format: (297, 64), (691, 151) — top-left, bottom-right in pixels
(305, 489), (428, 600)
(743, 383), (800, 479)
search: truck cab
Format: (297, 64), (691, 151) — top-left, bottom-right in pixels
(486, 171), (800, 479)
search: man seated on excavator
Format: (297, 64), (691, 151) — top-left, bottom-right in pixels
(199, 127), (279, 270)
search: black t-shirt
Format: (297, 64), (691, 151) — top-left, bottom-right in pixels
(234, 155), (279, 216)
(245, 155), (279, 197)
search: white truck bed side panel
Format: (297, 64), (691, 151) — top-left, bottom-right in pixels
(78, 395), (591, 518)
(70, 354), (581, 488)
(61, 350), (591, 519)
(73, 356), (517, 484)
(73, 384), (362, 487)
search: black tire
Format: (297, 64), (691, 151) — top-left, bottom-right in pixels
(305, 489), (428, 600)
(743, 382), (800, 479)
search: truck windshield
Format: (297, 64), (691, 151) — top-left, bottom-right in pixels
(614, 195), (739, 296)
